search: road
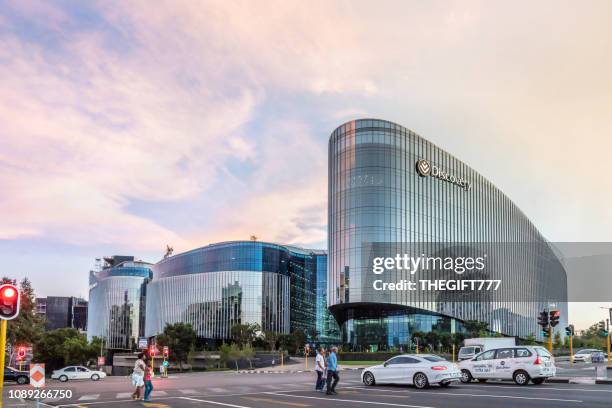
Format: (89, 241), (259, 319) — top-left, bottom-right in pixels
(3, 369), (612, 408)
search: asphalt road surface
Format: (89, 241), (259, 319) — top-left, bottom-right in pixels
(3, 370), (612, 408)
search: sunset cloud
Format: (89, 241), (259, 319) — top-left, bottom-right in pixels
(1, 0), (612, 313)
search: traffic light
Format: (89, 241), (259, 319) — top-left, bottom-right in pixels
(0, 284), (20, 320)
(542, 326), (551, 338)
(149, 345), (157, 357)
(537, 310), (549, 328)
(598, 321), (608, 337)
(163, 346), (169, 358)
(549, 310), (560, 327)
(565, 325), (574, 336)
(17, 346), (26, 361)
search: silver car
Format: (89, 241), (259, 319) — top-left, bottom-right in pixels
(459, 346), (555, 385)
(361, 354), (462, 389)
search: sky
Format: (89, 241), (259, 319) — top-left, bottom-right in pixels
(1, 0), (611, 331)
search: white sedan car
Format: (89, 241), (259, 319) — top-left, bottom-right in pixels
(361, 354), (462, 389)
(572, 349), (601, 362)
(52, 366), (107, 382)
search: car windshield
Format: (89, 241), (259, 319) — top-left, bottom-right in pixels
(423, 356), (445, 362)
(460, 347), (474, 353)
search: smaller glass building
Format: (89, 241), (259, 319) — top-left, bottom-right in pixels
(87, 256), (152, 350)
(145, 241), (339, 345)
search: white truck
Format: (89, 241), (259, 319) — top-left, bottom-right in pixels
(458, 337), (516, 361)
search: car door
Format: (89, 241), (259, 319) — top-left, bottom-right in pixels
(379, 357), (404, 383)
(401, 357), (425, 385)
(492, 348), (514, 379)
(76, 367), (90, 380)
(471, 349), (497, 378)
(64, 367), (77, 380)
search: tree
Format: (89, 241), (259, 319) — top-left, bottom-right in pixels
(242, 343), (255, 369)
(263, 330), (279, 351)
(220, 343), (243, 370)
(156, 323), (196, 371)
(33, 328), (96, 371)
(292, 330), (307, 354)
(463, 320), (490, 338)
(523, 333), (538, 345)
(230, 323), (260, 347)
(2, 277), (45, 348)
(553, 331), (563, 349)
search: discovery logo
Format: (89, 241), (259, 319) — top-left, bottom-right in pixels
(416, 159), (471, 191)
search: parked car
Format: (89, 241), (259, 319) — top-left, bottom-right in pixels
(51, 366), (106, 382)
(361, 354), (462, 389)
(4, 367), (29, 384)
(459, 346), (555, 385)
(572, 349), (601, 362)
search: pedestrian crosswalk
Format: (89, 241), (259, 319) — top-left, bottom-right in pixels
(77, 394), (100, 401)
(34, 382), (343, 404)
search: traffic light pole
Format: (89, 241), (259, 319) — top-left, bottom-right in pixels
(569, 334), (573, 364)
(607, 319), (611, 367)
(548, 326), (553, 353)
(0, 320), (8, 407)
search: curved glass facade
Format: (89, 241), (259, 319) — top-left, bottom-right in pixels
(145, 241), (339, 343)
(87, 259), (152, 350)
(328, 119), (568, 350)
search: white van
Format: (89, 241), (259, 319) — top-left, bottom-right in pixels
(459, 346), (555, 385)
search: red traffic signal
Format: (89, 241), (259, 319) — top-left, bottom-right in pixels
(549, 310), (561, 327)
(163, 346), (169, 357)
(149, 345), (157, 357)
(17, 346), (26, 360)
(0, 284), (20, 320)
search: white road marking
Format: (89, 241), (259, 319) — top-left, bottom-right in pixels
(342, 386), (583, 403)
(462, 384), (612, 393)
(210, 387), (230, 393)
(179, 397), (256, 408)
(78, 394), (100, 401)
(151, 390), (168, 396)
(115, 392), (132, 398)
(179, 389), (199, 394)
(265, 393), (434, 408)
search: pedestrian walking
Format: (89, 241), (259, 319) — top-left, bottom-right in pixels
(326, 346), (339, 395)
(315, 347), (326, 392)
(143, 356), (154, 401)
(131, 352), (146, 400)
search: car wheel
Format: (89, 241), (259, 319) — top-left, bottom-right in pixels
(17, 376), (28, 385)
(513, 370), (530, 386)
(59, 375), (68, 382)
(413, 372), (429, 389)
(478, 379), (487, 383)
(532, 377), (545, 385)
(362, 371), (376, 386)
(460, 369), (473, 383)
(91, 374), (100, 381)
(439, 381), (451, 388)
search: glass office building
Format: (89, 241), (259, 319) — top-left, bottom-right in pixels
(328, 119), (568, 350)
(87, 256), (152, 350)
(145, 241), (339, 345)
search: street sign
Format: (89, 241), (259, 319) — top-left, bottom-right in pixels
(97, 356), (105, 366)
(138, 337), (148, 349)
(30, 364), (45, 388)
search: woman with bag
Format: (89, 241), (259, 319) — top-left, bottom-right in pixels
(131, 352), (146, 400)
